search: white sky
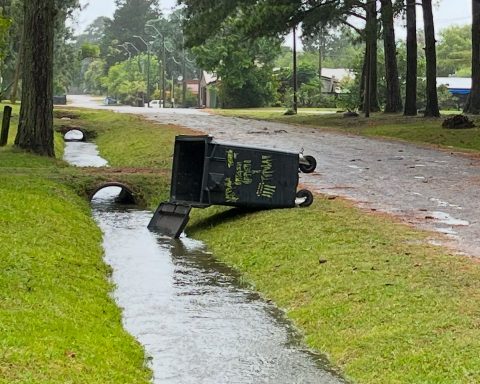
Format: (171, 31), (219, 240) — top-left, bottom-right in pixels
(72, 0), (471, 37)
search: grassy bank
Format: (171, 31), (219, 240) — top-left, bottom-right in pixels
(213, 108), (480, 153)
(69, 108), (480, 383)
(0, 107), (151, 382)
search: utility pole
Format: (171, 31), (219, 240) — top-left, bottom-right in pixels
(293, 25), (298, 114)
(182, 35), (187, 106)
(134, 35), (151, 107)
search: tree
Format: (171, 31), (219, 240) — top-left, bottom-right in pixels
(192, 17), (281, 108)
(404, 0), (417, 116)
(464, 0), (480, 114)
(380, 0), (402, 112)
(15, 0), (55, 156)
(101, 0), (161, 68)
(422, 0), (439, 117)
(437, 25), (471, 76)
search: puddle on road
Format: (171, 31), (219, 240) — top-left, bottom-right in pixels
(430, 211), (470, 226)
(65, 143), (346, 384)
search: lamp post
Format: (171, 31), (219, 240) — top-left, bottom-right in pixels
(145, 23), (166, 108)
(292, 25), (298, 114)
(133, 35), (151, 108)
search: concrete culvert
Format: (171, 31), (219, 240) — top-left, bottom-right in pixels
(64, 129), (85, 142)
(89, 183), (137, 205)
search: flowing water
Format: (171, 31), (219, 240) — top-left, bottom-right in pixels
(64, 141), (346, 384)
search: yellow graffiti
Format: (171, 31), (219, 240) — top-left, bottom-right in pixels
(234, 160), (253, 186)
(224, 177), (239, 202)
(260, 155), (274, 182)
(226, 149), (237, 168)
(256, 182), (276, 198)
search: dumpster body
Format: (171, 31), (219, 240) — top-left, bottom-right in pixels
(148, 135), (315, 237)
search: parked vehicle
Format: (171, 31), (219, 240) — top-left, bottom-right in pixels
(149, 99), (162, 108)
(104, 97), (117, 105)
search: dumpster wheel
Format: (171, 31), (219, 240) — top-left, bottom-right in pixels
(296, 189), (314, 207)
(299, 155), (317, 173)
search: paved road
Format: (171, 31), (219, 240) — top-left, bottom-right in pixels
(67, 95), (480, 257)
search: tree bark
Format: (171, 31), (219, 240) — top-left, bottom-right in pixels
(464, 0), (480, 114)
(422, 0), (440, 117)
(380, 0), (402, 112)
(404, 0), (417, 115)
(362, 0), (380, 113)
(10, 41), (22, 104)
(318, 28), (323, 98)
(15, 0), (55, 156)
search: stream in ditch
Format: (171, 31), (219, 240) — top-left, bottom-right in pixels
(64, 140), (346, 383)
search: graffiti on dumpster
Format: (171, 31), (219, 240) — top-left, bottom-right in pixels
(224, 177), (239, 203)
(225, 149), (277, 202)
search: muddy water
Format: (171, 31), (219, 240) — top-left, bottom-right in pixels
(65, 142), (346, 384)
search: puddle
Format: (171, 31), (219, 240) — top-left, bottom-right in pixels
(429, 198), (463, 210)
(430, 211), (470, 226)
(64, 142), (346, 383)
(64, 141), (108, 167)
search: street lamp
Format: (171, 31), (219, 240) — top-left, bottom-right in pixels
(292, 25), (298, 114)
(145, 23), (167, 108)
(133, 35), (152, 108)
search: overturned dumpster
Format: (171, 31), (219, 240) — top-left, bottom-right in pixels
(148, 135), (317, 238)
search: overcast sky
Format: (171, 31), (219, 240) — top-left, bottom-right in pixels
(73, 0), (471, 36)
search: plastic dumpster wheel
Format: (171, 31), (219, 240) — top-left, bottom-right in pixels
(296, 189), (314, 207)
(299, 155), (317, 173)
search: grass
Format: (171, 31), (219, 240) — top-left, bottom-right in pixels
(187, 201), (480, 383)
(66, 107), (480, 383)
(5, 105), (480, 382)
(213, 108), (480, 153)
(0, 106), (151, 383)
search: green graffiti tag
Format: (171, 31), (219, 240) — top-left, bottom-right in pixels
(224, 177), (239, 202)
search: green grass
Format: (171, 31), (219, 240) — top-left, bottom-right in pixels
(67, 107), (480, 383)
(0, 111), (151, 382)
(213, 108), (480, 153)
(187, 201), (480, 383)
(6, 106), (480, 383)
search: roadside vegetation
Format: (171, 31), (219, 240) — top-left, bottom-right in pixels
(68, 107), (480, 383)
(213, 108), (480, 153)
(0, 106), (151, 383)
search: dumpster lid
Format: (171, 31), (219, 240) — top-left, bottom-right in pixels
(147, 202), (192, 238)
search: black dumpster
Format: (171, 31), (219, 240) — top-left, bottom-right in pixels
(148, 135), (316, 237)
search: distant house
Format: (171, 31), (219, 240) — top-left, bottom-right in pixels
(320, 68), (355, 94)
(186, 80), (199, 95)
(199, 71), (219, 108)
(437, 77), (471, 96)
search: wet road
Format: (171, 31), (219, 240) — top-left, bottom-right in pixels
(67, 95), (480, 257)
(64, 139), (346, 383)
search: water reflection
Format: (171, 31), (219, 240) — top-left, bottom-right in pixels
(64, 141), (108, 167)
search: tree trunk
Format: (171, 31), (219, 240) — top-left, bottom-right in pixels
(464, 0), (480, 114)
(10, 40), (22, 104)
(15, 0), (55, 156)
(422, 0), (440, 117)
(318, 29), (323, 98)
(380, 0), (402, 112)
(362, 0), (379, 113)
(404, 0), (417, 115)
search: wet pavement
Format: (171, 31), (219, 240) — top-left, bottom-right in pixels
(67, 95), (480, 257)
(64, 140), (347, 383)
